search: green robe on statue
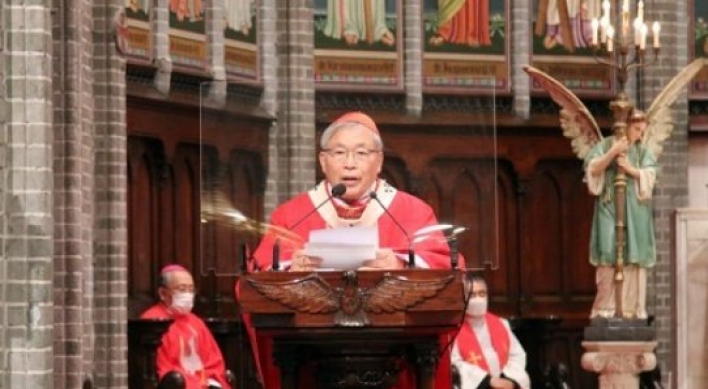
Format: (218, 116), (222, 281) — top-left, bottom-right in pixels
(585, 137), (658, 268)
(584, 136), (658, 319)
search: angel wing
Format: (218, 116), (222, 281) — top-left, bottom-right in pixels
(247, 274), (340, 314)
(363, 273), (454, 314)
(523, 65), (603, 159)
(642, 58), (706, 160)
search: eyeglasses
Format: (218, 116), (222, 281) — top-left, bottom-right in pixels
(322, 148), (382, 162)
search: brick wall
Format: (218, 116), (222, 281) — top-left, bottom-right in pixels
(642, 1), (690, 385)
(0, 4), (55, 389)
(511, 0), (530, 118)
(404, 0), (422, 116)
(273, 0), (315, 204)
(92, 1), (128, 388)
(260, 0), (280, 216)
(52, 2), (97, 387)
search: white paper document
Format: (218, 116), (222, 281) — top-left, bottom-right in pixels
(304, 226), (378, 270)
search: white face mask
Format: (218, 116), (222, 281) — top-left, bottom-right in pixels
(171, 292), (194, 315)
(467, 297), (488, 317)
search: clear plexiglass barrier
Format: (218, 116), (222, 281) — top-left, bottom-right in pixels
(198, 78), (499, 277)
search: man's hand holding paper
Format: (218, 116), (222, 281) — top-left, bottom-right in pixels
(302, 226), (384, 270)
(359, 248), (405, 270)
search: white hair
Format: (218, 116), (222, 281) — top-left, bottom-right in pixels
(320, 121), (383, 150)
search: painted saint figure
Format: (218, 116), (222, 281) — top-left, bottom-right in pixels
(225, 0), (254, 35)
(535, 0), (601, 51)
(324, 0), (396, 46)
(429, 0), (491, 47)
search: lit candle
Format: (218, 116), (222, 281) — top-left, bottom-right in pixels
(652, 21), (661, 48)
(633, 18), (642, 46)
(607, 25), (615, 52)
(622, 0), (630, 39)
(601, 16), (609, 43)
(640, 24), (648, 50)
(638, 1), (645, 24)
(602, 0), (611, 20)
(592, 18), (599, 46)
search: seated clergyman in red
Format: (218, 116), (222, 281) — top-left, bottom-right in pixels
(142, 265), (231, 389)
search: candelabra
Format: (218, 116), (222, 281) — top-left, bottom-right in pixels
(589, 0), (661, 319)
(590, 0), (661, 93)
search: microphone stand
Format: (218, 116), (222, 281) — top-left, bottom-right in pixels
(239, 243), (249, 274)
(271, 183), (347, 272)
(272, 238), (280, 271)
(449, 236), (459, 270)
(369, 191), (415, 268)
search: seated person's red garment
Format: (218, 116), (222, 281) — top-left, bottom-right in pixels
(142, 303), (231, 389)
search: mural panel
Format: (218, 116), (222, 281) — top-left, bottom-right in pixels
(314, 0), (403, 91)
(422, 0), (510, 94)
(124, 0), (152, 64)
(224, 0), (260, 83)
(531, 0), (614, 96)
(169, 0), (208, 72)
(692, 0), (708, 98)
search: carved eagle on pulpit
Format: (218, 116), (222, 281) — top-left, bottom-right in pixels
(247, 271), (454, 327)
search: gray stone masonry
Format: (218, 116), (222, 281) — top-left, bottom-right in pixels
(1, 4), (55, 389)
(52, 2), (97, 388)
(637, 2), (689, 387)
(404, 0), (422, 116)
(274, 1), (315, 203)
(92, 1), (129, 388)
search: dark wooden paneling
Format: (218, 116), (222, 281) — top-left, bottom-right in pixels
(375, 124), (597, 388)
(127, 95), (270, 389)
(128, 138), (163, 317)
(127, 95), (269, 316)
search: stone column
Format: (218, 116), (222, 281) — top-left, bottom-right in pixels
(582, 341), (658, 389)
(205, 0), (226, 103)
(53, 2), (98, 388)
(0, 3), (54, 389)
(273, 0), (315, 202)
(643, 1), (689, 384)
(259, 0), (280, 216)
(153, 0), (172, 94)
(403, 0), (422, 116)
(511, 0), (531, 119)
(92, 1), (129, 388)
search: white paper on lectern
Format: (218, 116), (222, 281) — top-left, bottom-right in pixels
(304, 226), (378, 270)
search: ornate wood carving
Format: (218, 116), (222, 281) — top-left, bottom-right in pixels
(423, 95), (513, 113)
(531, 96), (612, 118)
(247, 271), (454, 327)
(315, 92), (406, 112)
(315, 358), (399, 389)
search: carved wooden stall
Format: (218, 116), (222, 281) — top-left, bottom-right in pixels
(126, 76), (272, 389)
(126, 88), (602, 389)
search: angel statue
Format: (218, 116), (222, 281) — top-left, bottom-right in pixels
(523, 59), (705, 319)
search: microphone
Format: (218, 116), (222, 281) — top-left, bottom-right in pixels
(272, 183), (347, 271)
(368, 191), (415, 268)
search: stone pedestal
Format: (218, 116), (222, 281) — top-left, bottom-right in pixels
(581, 341), (657, 389)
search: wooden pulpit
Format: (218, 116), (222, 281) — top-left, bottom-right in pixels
(239, 269), (465, 389)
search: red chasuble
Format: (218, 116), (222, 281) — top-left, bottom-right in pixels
(244, 181), (459, 389)
(251, 181), (455, 271)
(142, 304), (230, 389)
(455, 313), (510, 372)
